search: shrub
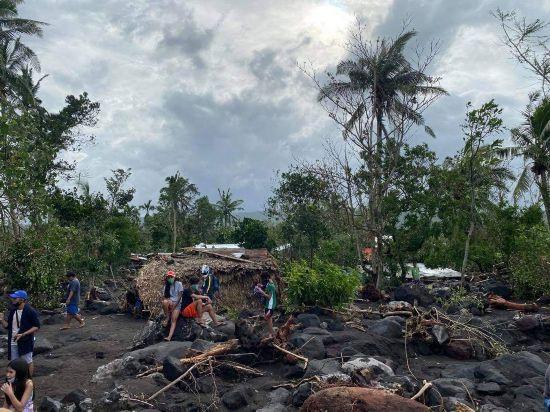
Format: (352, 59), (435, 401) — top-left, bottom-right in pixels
(509, 225), (550, 299)
(0, 224), (75, 308)
(284, 258), (361, 309)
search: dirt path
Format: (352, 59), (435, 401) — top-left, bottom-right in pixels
(1, 311), (146, 402)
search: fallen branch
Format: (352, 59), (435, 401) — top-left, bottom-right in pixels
(125, 397), (156, 408)
(383, 311), (413, 318)
(272, 343), (309, 369)
(137, 339), (239, 377)
(488, 294), (539, 312)
(345, 321), (367, 332)
(148, 358), (210, 400)
(411, 380), (432, 401)
(218, 360), (263, 376)
(272, 376), (321, 390)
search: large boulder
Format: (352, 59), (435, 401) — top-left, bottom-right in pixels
(289, 335), (325, 360)
(131, 319), (164, 349)
(292, 382), (313, 407)
(393, 284), (434, 307)
(426, 378), (475, 406)
(222, 387), (251, 410)
(296, 314), (321, 328)
(61, 389), (88, 405)
(485, 351), (547, 382)
(480, 280), (512, 300)
(474, 363), (511, 385)
(368, 318), (403, 339)
(304, 359), (341, 378)
(162, 356), (185, 381)
(40, 397), (62, 412)
(341, 357), (394, 377)
(34, 336), (55, 355)
(301, 387), (430, 411)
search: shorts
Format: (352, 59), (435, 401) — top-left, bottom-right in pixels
(264, 308), (273, 320)
(67, 303), (80, 315)
(10, 342), (33, 364)
(544, 397), (550, 412)
(182, 302), (198, 318)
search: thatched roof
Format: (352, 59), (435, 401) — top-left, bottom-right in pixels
(136, 248), (279, 315)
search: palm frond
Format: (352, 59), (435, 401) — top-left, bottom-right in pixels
(513, 166), (533, 203)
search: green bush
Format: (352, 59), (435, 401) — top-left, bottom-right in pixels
(420, 235), (461, 269)
(509, 225), (550, 299)
(284, 258), (361, 309)
(0, 224), (75, 308)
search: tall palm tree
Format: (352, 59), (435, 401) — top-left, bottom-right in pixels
(215, 188), (244, 227)
(0, 37), (39, 101)
(0, 0), (46, 42)
(499, 93), (550, 226)
(140, 200), (155, 217)
(318, 30), (447, 286)
(159, 172), (198, 252)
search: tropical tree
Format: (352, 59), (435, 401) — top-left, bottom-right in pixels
(140, 200), (155, 217)
(459, 100), (512, 278)
(313, 24), (446, 286)
(159, 172), (198, 252)
(215, 188), (243, 227)
(0, 37), (40, 101)
(499, 93), (550, 226)
(0, 0), (45, 42)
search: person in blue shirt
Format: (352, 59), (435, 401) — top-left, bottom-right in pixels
(1, 290), (40, 377)
(61, 271), (85, 330)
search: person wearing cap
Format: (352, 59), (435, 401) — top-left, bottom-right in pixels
(0, 291), (40, 376)
(161, 270), (184, 328)
(60, 271), (85, 330)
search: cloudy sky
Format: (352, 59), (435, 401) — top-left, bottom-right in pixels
(22, 0), (549, 211)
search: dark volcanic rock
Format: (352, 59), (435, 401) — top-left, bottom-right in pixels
(162, 356), (185, 381)
(222, 387), (250, 410)
(431, 325), (450, 345)
(481, 280), (512, 300)
(284, 364), (305, 379)
(34, 336), (55, 355)
(132, 319), (163, 349)
(40, 397), (62, 412)
(61, 389), (88, 405)
(476, 382), (504, 395)
(291, 382), (313, 407)
(393, 284), (434, 306)
(290, 335), (325, 360)
(474, 363), (511, 385)
(235, 319), (261, 349)
(296, 313), (321, 328)
(327, 318), (345, 331)
(427, 378), (475, 406)
(369, 318), (403, 339)
(445, 340), (473, 360)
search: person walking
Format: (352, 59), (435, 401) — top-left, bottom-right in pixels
(0, 291), (40, 377)
(1, 358), (34, 411)
(60, 271), (85, 330)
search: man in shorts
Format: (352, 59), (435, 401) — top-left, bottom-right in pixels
(61, 271), (85, 330)
(180, 277), (224, 327)
(1, 290), (40, 376)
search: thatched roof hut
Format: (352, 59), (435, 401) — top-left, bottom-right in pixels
(136, 248), (279, 316)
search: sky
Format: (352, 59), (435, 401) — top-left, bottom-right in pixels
(21, 0), (550, 211)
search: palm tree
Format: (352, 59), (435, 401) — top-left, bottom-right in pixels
(215, 188), (244, 227)
(499, 93), (550, 226)
(140, 200), (155, 217)
(0, 0), (46, 42)
(159, 172), (198, 252)
(0, 37), (40, 101)
(318, 30), (447, 286)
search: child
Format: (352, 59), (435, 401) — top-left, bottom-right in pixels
(259, 273), (277, 338)
(1, 358), (34, 412)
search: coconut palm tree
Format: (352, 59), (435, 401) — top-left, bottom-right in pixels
(215, 188), (244, 227)
(140, 200), (155, 217)
(318, 29), (447, 286)
(0, 37), (40, 101)
(159, 172), (198, 252)
(0, 0), (45, 42)
(499, 93), (550, 226)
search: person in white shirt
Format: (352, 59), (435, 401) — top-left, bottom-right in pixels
(161, 270), (183, 328)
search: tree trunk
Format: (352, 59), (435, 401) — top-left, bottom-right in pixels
(172, 205), (177, 253)
(539, 170), (550, 228)
(374, 109), (384, 288)
(461, 220), (474, 283)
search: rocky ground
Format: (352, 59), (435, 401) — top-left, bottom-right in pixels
(0, 279), (548, 412)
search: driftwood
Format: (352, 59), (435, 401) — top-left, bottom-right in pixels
(272, 343), (309, 369)
(383, 311), (413, 318)
(411, 380), (433, 401)
(272, 375), (321, 389)
(488, 293), (539, 312)
(148, 358), (210, 400)
(137, 339), (240, 377)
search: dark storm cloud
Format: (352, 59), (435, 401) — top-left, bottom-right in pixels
(19, 0), (547, 210)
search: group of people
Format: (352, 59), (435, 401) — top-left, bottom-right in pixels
(161, 265), (225, 341)
(161, 265), (279, 339)
(0, 271), (84, 411)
